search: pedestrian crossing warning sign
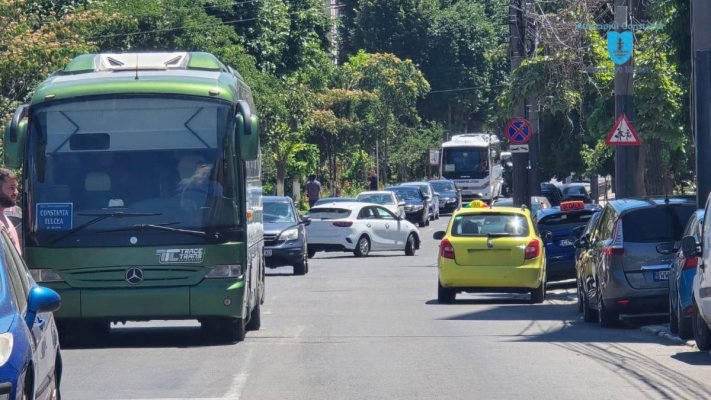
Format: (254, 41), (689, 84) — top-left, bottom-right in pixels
(605, 113), (640, 146)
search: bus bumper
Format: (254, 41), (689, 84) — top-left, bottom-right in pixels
(50, 279), (247, 321)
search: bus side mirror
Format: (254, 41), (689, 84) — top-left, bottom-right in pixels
(236, 100), (259, 161)
(4, 104), (29, 169)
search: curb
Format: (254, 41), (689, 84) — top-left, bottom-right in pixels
(640, 324), (696, 348)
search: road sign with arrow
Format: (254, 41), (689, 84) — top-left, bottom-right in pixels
(605, 113), (640, 146)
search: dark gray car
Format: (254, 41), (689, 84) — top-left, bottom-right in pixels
(402, 181), (440, 220)
(580, 196), (695, 327)
(263, 196), (311, 275)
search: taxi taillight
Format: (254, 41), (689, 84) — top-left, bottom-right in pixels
(440, 239), (455, 259)
(524, 239), (540, 260)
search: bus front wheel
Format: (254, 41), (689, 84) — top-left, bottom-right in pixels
(217, 317), (245, 343)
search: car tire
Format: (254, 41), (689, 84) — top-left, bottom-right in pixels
(307, 248), (316, 258)
(48, 361), (60, 400)
(438, 280), (455, 304)
(293, 251), (308, 275)
(598, 290), (618, 328)
(582, 290), (597, 323)
(405, 233), (417, 256)
(576, 278), (584, 313)
(246, 302), (261, 331)
(530, 278), (546, 304)
(354, 235), (370, 257)
(678, 301), (693, 340)
(692, 304), (711, 351)
(669, 295), (680, 334)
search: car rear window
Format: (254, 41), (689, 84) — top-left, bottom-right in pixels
(307, 208), (352, 220)
(356, 194), (392, 205)
(538, 210), (595, 232)
(451, 213), (529, 237)
(622, 205), (695, 243)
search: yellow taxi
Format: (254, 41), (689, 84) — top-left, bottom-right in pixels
(433, 200), (546, 304)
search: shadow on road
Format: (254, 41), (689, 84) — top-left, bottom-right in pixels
(61, 325), (239, 350)
(671, 351), (711, 366)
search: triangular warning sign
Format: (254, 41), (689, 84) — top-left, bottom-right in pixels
(606, 113), (641, 146)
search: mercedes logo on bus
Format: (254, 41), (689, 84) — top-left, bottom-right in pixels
(125, 267), (144, 285)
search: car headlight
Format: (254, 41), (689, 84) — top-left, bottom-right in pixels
(446, 198), (457, 203)
(204, 265), (243, 278)
(412, 205), (423, 211)
(30, 269), (64, 283)
(279, 228), (299, 241)
(0, 333), (13, 367)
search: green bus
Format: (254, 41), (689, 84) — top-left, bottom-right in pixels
(3, 52), (264, 342)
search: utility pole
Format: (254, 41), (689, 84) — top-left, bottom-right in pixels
(528, 102), (541, 197)
(692, 0), (711, 208)
(510, 0), (530, 207)
(613, 0), (637, 199)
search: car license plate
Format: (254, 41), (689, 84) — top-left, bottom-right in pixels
(264, 249), (272, 257)
(558, 239), (574, 247)
(653, 270), (669, 281)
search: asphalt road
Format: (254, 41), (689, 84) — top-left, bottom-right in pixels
(61, 216), (711, 400)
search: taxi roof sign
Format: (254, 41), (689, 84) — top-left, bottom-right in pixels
(559, 201), (585, 212)
(464, 200), (489, 208)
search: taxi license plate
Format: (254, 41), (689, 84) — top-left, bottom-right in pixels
(264, 249), (272, 257)
(653, 270), (669, 281)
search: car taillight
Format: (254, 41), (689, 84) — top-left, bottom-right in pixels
(604, 219), (624, 256)
(524, 239), (540, 260)
(683, 256), (699, 271)
(332, 221), (353, 227)
(440, 239), (455, 259)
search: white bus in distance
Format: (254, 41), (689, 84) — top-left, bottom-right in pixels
(440, 134), (503, 203)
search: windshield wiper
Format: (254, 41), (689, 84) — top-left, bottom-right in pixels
(100, 223), (215, 239)
(49, 212), (162, 244)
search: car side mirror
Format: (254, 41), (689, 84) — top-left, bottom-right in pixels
(423, 194), (431, 201)
(25, 286), (61, 328)
(433, 231), (446, 240)
(300, 216), (311, 226)
(681, 235), (700, 259)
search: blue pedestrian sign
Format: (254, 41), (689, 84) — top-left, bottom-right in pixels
(607, 30), (633, 65)
(505, 118), (532, 145)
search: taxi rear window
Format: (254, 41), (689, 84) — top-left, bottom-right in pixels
(451, 213), (529, 237)
(307, 208), (352, 220)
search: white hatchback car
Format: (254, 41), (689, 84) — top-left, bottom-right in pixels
(355, 191), (405, 217)
(306, 202), (420, 257)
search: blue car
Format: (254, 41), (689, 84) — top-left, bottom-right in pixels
(536, 201), (600, 281)
(669, 209), (704, 340)
(0, 230), (62, 400)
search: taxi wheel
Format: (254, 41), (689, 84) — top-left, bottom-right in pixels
(692, 304), (711, 351)
(530, 279), (545, 304)
(438, 280), (456, 304)
(405, 234), (417, 256)
(354, 235), (370, 257)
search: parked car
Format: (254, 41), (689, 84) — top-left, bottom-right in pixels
(428, 179), (461, 214)
(0, 230), (62, 400)
(561, 183), (593, 204)
(492, 196), (552, 218)
(402, 182), (440, 220)
(681, 194), (711, 350)
(574, 208), (603, 314)
(536, 201), (600, 281)
(313, 197), (356, 206)
(263, 196), (311, 273)
(578, 196), (695, 327)
(433, 201), (546, 304)
(384, 186), (430, 227)
(355, 191), (405, 218)
(306, 202), (420, 257)
(669, 210), (703, 339)
(540, 183), (564, 206)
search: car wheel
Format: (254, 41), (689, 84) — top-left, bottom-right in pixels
(293, 251), (308, 275)
(418, 219), (426, 227)
(692, 304), (711, 351)
(530, 277), (546, 304)
(598, 289), (618, 328)
(582, 290), (597, 323)
(246, 302), (261, 331)
(22, 371), (32, 400)
(48, 364), (60, 400)
(307, 248), (316, 258)
(576, 278), (584, 313)
(425, 218), (430, 226)
(405, 233), (417, 256)
(678, 301), (693, 340)
(438, 280), (455, 304)
(354, 235), (370, 257)
(669, 294), (679, 334)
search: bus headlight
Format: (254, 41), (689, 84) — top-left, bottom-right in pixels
(204, 265), (243, 279)
(279, 228), (299, 241)
(0, 333), (13, 367)
(31, 269), (64, 283)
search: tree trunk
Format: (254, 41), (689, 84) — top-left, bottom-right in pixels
(634, 141), (647, 196)
(643, 138), (666, 195)
(292, 176), (301, 202)
(276, 161), (286, 196)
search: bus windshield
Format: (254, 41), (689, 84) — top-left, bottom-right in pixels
(27, 96), (239, 247)
(441, 147), (489, 179)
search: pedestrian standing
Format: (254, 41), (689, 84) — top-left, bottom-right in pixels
(367, 170), (378, 191)
(0, 168), (21, 254)
(305, 174), (321, 208)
